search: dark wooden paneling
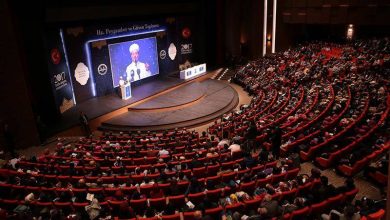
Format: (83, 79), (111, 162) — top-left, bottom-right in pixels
(307, 0), (323, 7)
(307, 8), (326, 24)
(293, 0), (307, 7)
(330, 7), (348, 24)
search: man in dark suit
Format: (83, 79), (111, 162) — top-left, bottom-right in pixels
(271, 127), (282, 159)
(244, 120), (258, 153)
(79, 111), (91, 136)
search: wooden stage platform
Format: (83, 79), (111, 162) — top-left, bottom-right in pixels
(100, 79), (238, 131)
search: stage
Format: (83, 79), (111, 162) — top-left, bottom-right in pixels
(100, 79), (238, 131)
(49, 69), (239, 135)
(50, 75), (188, 135)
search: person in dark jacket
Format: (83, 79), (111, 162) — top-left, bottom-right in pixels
(271, 127), (282, 159)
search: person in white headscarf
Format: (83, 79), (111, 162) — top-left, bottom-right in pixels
(126, 43), (151, 82)
(85, 198), (101, 220)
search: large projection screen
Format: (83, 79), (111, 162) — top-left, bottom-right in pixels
(109, 37), (159, 88)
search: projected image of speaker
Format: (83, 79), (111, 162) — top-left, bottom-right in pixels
(109, 37), (159, 87)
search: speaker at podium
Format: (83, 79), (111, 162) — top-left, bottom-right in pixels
(119, 77), (131, 100)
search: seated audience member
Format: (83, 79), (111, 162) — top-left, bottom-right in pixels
(336, 177), (356, 193)
(258, 194), (282, 218)
(311, 176), (337, 203)
(228, 141), (241, 155)
(321, 204), (361, 220)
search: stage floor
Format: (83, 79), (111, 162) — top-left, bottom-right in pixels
(129, 81), (206, 110)
(50, 75), (189, 135)
(100, 79), (238, 131)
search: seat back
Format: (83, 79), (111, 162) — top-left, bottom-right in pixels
(161, 213), (181, 220)
(285, 168), (300, 180)
(183, 211), (196, 220)
(168, 195), (185, 208)
(193, 167), (206, 178)
(188, 192), (206, 205)
(130, 198), (147, 214)
(291, 206), (310, 220)
(149, 197), (166, 211)
(256, 177), (272, 188)
(206, 188), (222, 203)
(239, 181), (256, 195)
(327, 194), (345, 208)
(310, 200), (329, 215)
(225, 202), (244, 213)
(367, 209), (385, 220)
(243, 197), (262, 212)
(344, 188), (359, 202)
(221, 172), (236, 183)
(271, 173), (286, 183)
(279, 188), (298, 202)
(204, 206), (223, 219)
(207, 164), (220, 176)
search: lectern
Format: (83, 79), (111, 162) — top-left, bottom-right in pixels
(119, 80), (131, 100)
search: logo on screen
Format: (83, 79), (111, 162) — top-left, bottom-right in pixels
(181, 44), (193, 54)
(182, 27), (191, 39)
(160, 50), (167, 59)
(50, 48), (61, 65)
(97, 64), (108, 75)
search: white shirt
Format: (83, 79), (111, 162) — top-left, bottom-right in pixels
(158, 149), (169, 156)
(126, 61), (151, 82)
(218, 139), (230, 147)
(228, 144), (241, 154)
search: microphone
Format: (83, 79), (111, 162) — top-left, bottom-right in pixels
(137, 69), (141, 79)
(130, 70), (135, 82)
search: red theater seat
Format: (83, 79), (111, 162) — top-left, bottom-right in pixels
(366, 209), (385, 220)
(188, 192), (206, 205)
(161, 213), (181, 220)
(285, 168), (300, 180)
(344, 188), (359, 202)
(129, 198), (147, 213)
(138, 217), (159, 220)
(279, 188), (297, 202)
(327, 194), (345, 207)
(310, 200), (329, 215)
(250, 165), (265, 174)
(239, 181), (256, 195)
(204, 206), (223, 219)
(183, 211), (196, 220)
(225, 202), (244, 213)
(168, 195), (185, 208)
(290, 206), (310, 220)
(206, 188), (223, 203)
(149, 197), (166, 211)
(193, 167), (206, 178)
(244, 197), (262, 211)
(221, 172), (236, 183)
(73, 202), (88, 211)
(271, 172), (286, 183)
(206, 164), (220, 176)
(256, 177), (271, 188)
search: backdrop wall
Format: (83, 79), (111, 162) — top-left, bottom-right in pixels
(45, 17), (200, 114)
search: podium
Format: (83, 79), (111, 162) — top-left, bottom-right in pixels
(120, 82), (131, 100)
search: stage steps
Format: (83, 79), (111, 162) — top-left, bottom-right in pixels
(218, 68), (235, 81)
(211, 68), (227, 79)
